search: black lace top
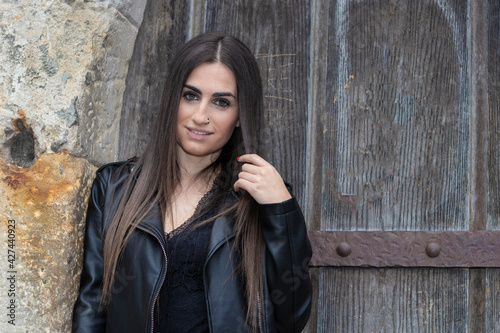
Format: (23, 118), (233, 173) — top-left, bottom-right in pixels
(153, 186), (219, 333)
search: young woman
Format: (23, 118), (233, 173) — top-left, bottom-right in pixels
(72, 32), (312, 333)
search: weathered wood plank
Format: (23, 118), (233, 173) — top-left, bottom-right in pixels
(469, 269), (486, 332)
(470, 0), (489, 232)
(305, 0), (330, 229)
(203, 0), (311, 206)
(485, 1), (500, 331)
(118, 0), (191, 159)
(317, 268), (468, 333)
(487, 0), (500, 228)
(320, 0), (470, 231)
(485, 270), (500, 332)
(469, 0), (489, 330)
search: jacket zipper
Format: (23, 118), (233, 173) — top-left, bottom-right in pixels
(203, 223), (236, 333)
(148, 231), (168, 333)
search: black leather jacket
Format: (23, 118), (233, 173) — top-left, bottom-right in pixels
(72, 161), (312, 333)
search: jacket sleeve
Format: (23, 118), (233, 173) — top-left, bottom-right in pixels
(259, 195), (313, 333)
(72, 172), (108, 333)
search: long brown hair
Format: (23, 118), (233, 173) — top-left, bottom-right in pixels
(101, 32), (265, 329)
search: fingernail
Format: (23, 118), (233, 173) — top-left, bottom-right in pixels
(237, 156), (240, 161)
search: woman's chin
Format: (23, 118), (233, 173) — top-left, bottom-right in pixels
(177, 144), (222, 160)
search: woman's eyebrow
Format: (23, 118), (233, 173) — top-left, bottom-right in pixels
(213, 92), (236, 98)
(184, 84), (201, 94)
(184, 84), (236, 99)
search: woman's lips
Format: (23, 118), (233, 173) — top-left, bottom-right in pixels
(186, 127), (212, 140)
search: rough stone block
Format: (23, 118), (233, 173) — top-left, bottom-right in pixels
(82, 0), (148, 28)
(0, 153), (96, 332)
(0, 1), (147, 332)
(0, 0), (142, 166)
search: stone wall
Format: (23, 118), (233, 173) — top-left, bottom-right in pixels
(0, 0), (146, 331)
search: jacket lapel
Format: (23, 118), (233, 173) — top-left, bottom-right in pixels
(137, 203), (164, 241)
(207, 216), (235, 257)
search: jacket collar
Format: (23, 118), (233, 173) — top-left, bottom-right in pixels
(136, 203), (164, 241)
(207, 216), (235, 255)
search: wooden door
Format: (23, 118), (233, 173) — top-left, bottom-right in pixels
(118, 0), (500, 331)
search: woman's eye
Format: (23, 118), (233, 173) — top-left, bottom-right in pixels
(183, 92), (198, 101)
(214, 99), (230, 108)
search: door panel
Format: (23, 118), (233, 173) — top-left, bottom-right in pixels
(120, 0), (499, 331)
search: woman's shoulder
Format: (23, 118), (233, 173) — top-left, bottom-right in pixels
(95, 158), (137, 185)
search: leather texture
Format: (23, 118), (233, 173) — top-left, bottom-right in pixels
(72, 161), (312, 333)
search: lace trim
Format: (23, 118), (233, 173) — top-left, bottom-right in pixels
(165, 173), (220, 239)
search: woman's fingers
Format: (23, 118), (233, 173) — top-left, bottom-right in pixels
(233, 178), (252, 192)
(237, 154), (267, 166)
(236, 170), (259, 183)
(240, 162), (260, 174)
(234, 154), (292, 204)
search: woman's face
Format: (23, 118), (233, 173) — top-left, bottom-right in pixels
(176, 62), (240, 161)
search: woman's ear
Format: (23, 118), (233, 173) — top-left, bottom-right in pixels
(236, 119), (241, 127)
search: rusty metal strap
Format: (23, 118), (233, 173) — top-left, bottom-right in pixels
(308, 230), (500, 268)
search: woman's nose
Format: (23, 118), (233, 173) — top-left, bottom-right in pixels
(192, 102), (209, 125)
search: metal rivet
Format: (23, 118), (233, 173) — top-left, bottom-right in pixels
(336, 242), (352, 257)
(426, 242), (441, 258)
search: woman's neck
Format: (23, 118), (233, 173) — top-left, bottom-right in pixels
(176, 154), (219, 192)
(177, 149), (220, 181)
